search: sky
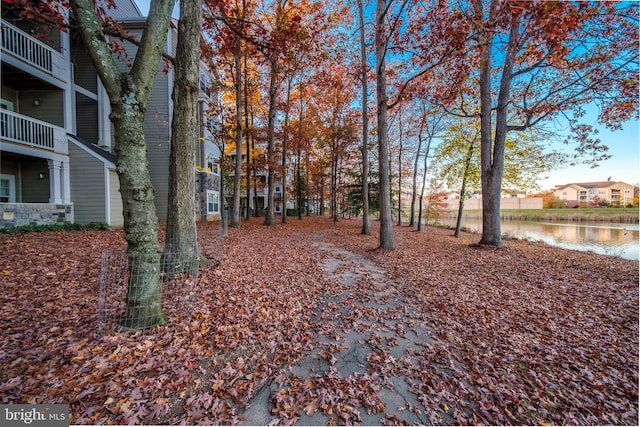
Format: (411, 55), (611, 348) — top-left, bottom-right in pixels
(134, 0), (177, 17)
(134, 0), (638, 191)
(537, 108), (639, 190)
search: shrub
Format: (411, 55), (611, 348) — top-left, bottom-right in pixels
(0, 222), (111, 234)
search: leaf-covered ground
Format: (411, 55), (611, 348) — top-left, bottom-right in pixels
(0, 217), (637, 425)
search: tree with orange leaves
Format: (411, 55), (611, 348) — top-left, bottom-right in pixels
(462, 0), (639, 247)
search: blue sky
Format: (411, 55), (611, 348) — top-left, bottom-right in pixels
(134, 0), (177, 17)
(539, 109), (639, 190)
(133, 0), (638, 190)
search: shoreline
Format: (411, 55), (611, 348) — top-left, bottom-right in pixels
(445, 208), (639, 223)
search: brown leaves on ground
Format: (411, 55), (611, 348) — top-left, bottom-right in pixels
(0, 217), (637, 425)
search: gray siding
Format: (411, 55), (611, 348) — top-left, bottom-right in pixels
(106, 0), (142, 18)
(75, 93), (99, 144)
(69, 143), (106, 224)
(106, 26), (176, 222)
(1, 86), (17, 104)
(109, 170), (124, 228)
(21, 161), (49, 202)
(0, 159), (19, 177)
(145, 69), (171, 221)
(71, 37), (99, 93)
(19, 89), (64, 127)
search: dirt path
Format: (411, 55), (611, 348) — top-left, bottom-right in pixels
(239, 236), (436, 425)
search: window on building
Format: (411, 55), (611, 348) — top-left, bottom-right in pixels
(0, 174), (15, 203)
(199, 71), (211, 96)
(0, 180), (9, 202)
(207, 190), (219, 214)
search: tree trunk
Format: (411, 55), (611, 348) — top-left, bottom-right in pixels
(319, 180), (325, 216)
(358, 0), (370, 235)
(305, 143), (310, 216)
(416, 120), (432, 232)
(397, 107), (403, 226)
(70, 0), (174, 329)
(409, 105), (426, 227)
(165, 0), (201, 261)
(282, 77), (292, 223)
(417, 151), (427, 232)
(331, 148), (338, 222)
(231, 38), (243, 227)
(214, 86), (229, 237)
(112, 101), (166, 329)
(297, 87), (304, 220)
(375, 0), (396, 249)
(244, 52), (251, 220)
(478, 4), (520, 247)
(454, 138), (475, 237)
(264, 54), (278, 226)
(219, 146), (228, 237)
(251, 109), (260, 217)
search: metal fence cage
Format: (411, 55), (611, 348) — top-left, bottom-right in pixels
(98, 250), (200, 335)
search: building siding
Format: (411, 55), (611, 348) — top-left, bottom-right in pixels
(145, 68), (171, 221)
(106, 0), (142, 18)
(71, 38), (99, 93)
(22, 161), (49, 202)
(75, 93), (99, 144)
(109, 169), (124, 228)
(19, 89), (65, 127)
(69, 143), (106, 224)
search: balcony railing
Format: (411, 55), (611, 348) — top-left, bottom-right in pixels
(0, 110), (67, 154)
(1, 20), (67, 81)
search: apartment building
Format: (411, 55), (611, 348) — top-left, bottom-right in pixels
(228, 146), (285, 217)
(0, 0), (220, 228)
(553, 181), (636, 207)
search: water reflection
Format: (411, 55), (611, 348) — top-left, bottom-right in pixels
(447, 219), (639, 260)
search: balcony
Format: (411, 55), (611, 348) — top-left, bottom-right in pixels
(1, 19), (68, 82)
(1, 110), (67, 154)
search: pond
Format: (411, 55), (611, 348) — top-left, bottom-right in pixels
(443, 218), (640, 260)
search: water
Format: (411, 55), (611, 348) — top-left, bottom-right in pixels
(445, 218), (639, 260)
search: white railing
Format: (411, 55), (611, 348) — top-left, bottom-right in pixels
(0, 110), (67, 154)
(1, 20), (67, 80)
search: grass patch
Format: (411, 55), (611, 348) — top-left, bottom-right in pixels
(448, 208), (639, 223)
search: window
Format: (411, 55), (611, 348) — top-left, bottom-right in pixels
(0, 180), (9, 202)
(205, 153), (220, 174)
(199, 71), (211, 96)
(206, 190), (219, 214)
(0, 174), (16, 203)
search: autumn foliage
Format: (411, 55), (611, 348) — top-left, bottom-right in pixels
(1, 218), (637, 425)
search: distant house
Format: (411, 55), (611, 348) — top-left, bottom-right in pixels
(501, 188), (527, 198)
(0, 0), (221, 228)
(553, 181), (636, 206)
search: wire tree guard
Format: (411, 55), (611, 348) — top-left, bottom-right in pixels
(97, 250), (201, 335)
